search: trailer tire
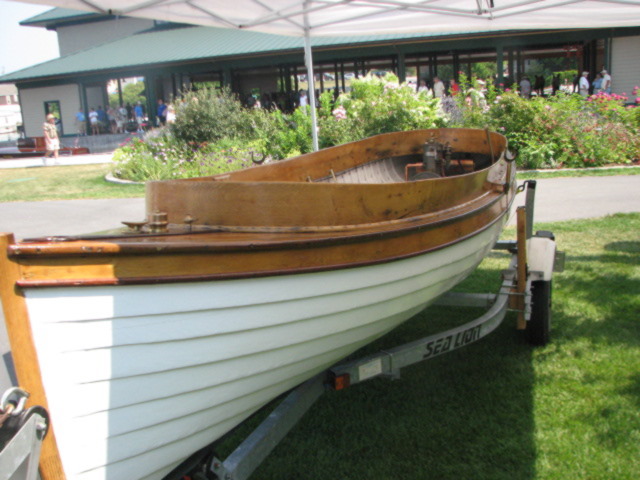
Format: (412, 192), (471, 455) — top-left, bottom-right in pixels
(526, 280), (551, 346)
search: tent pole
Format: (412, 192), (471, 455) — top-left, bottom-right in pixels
(304, 29), (320, 152)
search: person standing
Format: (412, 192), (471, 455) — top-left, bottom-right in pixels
(134, 102), (145, 132)
(75, 109), (86, 136)
(579, 71), (590, 97)
(519, 76), (532, 99)
(96, 106), (107, 131)
(157, 99), (167, 126)
(43, 113), (59, 164)
(89, 108), (99, 135)
(592, 73), (603, 94)
(449, 79), (460, 96)
(432, 77), (445, 98)
(298, 89), (308, 108)
(601, 69), (612, 94)
(165, 104), (176, 124)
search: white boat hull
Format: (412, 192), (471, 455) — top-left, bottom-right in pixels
(23, 219), (505, 479)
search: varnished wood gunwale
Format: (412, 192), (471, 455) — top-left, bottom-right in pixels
(11, 189), (512, 288)
(11, 188), (500, 257)
(0, 234), (66, 479)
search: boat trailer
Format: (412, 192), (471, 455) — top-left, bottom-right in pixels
(0, 181), (563, 480)
(168, 179), (564, 480)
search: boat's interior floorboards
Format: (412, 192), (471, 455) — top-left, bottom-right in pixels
(317, 156), (416, 184)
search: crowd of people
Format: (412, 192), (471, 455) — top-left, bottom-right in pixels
(68, 69), (617, 139)
(75, 103), (143, 136)
(243, 90), (315, 112)
(73, 99), (180, 136)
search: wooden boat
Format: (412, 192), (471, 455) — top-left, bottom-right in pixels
(0, 128), (516, 480)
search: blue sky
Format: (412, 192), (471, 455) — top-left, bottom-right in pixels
(0, 1), (59, 75)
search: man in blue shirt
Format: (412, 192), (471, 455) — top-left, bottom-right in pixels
(75, 109), (86, 135)
(157, 99), (167, 126)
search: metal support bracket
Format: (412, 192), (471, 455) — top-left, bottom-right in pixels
(210, 375), (327, 480)
(330, 263), (517, 387)
(0, 412), (47, 480)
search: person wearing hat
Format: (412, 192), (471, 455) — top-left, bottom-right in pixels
(579, 71), (590, 97)
(601, 69), (612, 94)
(43, 113), (60, 164)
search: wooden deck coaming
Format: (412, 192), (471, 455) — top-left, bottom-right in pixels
(147, 128), (507, 228)
(146, 159), (501, 228)
(11, 190), (511, 287)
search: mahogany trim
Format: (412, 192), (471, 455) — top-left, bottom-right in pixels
(9, 190), (503, 258)
(0, 234), (66, 479)
(14, 206), (510, 288)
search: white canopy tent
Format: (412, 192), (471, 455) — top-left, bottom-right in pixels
(12, 0), (640, 149)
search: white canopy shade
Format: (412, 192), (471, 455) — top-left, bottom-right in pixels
(10, 0), (640, 36)
(13, 0), (640, 150)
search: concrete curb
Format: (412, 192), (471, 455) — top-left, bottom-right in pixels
(104, 172), (144, 185)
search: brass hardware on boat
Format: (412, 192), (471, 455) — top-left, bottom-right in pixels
(183, 215), (197, 232)
(148, 211), (169, 233)
(122, 220), (148, 233)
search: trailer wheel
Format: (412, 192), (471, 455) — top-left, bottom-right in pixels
(526, 280), (552, 346)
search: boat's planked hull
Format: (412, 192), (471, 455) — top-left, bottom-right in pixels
(0, 128), (516, 480)
(22, 221), (504, 479)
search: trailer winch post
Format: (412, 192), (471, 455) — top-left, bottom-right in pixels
(515, 206), (528, 330)
(524, 180), (537, 240)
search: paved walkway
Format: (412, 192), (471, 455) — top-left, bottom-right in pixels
(0, 152), (113, 169)
(508, 174), (640, 225)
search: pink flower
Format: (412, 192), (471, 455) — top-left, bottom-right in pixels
(332, 105), (347, 120)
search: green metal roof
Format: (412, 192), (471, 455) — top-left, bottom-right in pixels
(20, 7), (103, 27)
(0, 25), (458, 83)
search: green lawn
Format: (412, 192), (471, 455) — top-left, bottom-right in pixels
(0, 164), (145, 202)
(217, 213), (640, 480)
(517, 165), (640, 180)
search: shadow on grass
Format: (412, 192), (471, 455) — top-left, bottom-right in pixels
(550, 241), (639, 347)
(221, 264), (538, 480)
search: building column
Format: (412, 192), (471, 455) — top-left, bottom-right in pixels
(496, 45), (504, 88)
(396, 52), (406, 83)
(453, 53), (460, 82)
(603, 34), (611, 72)
(145, 74), (157, 126)
(222, 67), (232, 88)
(507, 48), (515, 86)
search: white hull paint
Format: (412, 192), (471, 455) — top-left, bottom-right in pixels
(24, 220), (505, 479)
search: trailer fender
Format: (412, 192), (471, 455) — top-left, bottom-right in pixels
(527, 236), (556, 281)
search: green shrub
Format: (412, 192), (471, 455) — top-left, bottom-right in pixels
(477, 90), (640, 169)
(112, 75), (639, 181)
(335, 73), (443, 137)
(169, 86), (257, 145)
(112, 133), (262, 181)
